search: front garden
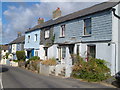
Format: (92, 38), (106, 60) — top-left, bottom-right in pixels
(71, 54), (111, 82)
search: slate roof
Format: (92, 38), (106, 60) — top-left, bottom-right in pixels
(9, 36), (25, 44)
(26, 1), (120, 33)
(0, 45), (9, 50)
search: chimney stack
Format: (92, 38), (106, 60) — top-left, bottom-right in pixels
(53, 7), (61, 19)
(38, 18), (44, 24)
(18, 32), (21, 37)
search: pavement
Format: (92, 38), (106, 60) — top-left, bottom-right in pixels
(0, 65), (116, 88)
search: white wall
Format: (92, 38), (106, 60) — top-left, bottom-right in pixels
(1, 50), (9, 64)
(112, 3), (120, 74)
(39, 45), (45, 60)
(75, 42), (114, 74)
(48, 44), (58, 59)
(11, 44), (17, 54)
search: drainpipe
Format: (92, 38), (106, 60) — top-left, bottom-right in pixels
(109, 42), (117, 74)
(112, 8), (120, 19)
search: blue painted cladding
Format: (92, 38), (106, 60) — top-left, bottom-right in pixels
(25, 30), (40, 49)
(32, 49), (34, 56)
(54, 10), (112, 44)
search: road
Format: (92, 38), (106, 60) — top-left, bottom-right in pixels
(0, 65), (113, 88)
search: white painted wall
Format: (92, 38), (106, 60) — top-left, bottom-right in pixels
(112, 3), (120, 74)
(39, 45), (45, 60)
(75, 42), (114, 74)
(11, 44), (17, 54)
(48, 44), (58, 59)
(0, 50), (9, 64)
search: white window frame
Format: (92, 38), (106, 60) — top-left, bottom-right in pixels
(60, 25), (65, 37)
(34, 34), (37, 41)
(45, 30), (50, 39)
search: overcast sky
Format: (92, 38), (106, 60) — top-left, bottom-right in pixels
(0, 0), (108, 44)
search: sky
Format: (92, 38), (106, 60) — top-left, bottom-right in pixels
(0, 0), (109, 45)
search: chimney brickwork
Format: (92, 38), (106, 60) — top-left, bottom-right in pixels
(38, 18), (44, 24)
(53, 7), (61, 19)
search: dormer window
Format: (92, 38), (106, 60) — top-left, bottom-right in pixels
(84, 18), (91, 35)
(45, 30), (50, 39)
(60, 25), (65, 37)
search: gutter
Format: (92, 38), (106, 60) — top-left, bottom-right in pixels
(112, 8), (120, 19)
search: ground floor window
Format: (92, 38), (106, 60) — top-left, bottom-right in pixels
(87, 45), (96, 58)
(35, 51), (38, 56)
(58, 46), (66, 60)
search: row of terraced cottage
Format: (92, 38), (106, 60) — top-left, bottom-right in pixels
(8, 1), (120, 76)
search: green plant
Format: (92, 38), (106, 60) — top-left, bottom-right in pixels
(5, 53), (9, 59)
(41, 57), (56, 66)
(16, 51), (26, 61)
(51, 34), (55, 44)
(29, 56), (40, 61)
(71, 54), (111, 82)
(13, 60), (19, 62)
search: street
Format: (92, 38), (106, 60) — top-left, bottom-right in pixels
(0, 65), (113, 88)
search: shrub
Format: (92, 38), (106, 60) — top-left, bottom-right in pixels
(71, 55), (111, 82)
(29, 56), (40, 61)
(13, 60), (19, 62)
(16, 51), (26, 61)
(5, 53), (9, 59)
(41, 57), (56, 66)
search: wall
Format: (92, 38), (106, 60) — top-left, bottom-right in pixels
(112, 3), (120, 74)
(40, 26), (54, 46)
(48, 45), (58, 59)
(54, 10), (112, 44)
(75, 42), (113, 74)
(16, 43), (24, 51)
(11, 44), (17, 54)
(25, 29), (40, 49)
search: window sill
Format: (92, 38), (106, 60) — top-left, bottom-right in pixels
(82, 34), (91, 37)
(59, 36), (65, 38)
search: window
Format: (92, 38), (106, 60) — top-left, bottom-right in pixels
(58, 46), (66, 60)
(35, 51), (38, 56)
(28, 35), (30, 43)
(60, 25), (65, 37)
(45, 30), (50, 39)
(84, 18), (91, 35)
(76, 45), (79, 55)
(87, 45), (96, 58)
(34, 34), (37, 41)
(62, 47), (66, 59)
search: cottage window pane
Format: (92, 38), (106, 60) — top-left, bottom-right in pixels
(28, 35), (30, 43)
(84, 18), (91, 35)
(60, 25), (65, 37)
(34, 34), (37, 41)
(45, 30), (50, 38)
(87, 45), (96, 58)
(62, 47), (66, 59)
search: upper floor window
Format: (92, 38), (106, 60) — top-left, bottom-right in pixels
(28, 35), (30, 43)
(84, 18), (91, 35)
(45, 30), (50, 39)
(60, 25), (65, 37)
(34, 34), (37, 41)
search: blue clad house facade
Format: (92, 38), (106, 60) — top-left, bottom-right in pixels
(25, 29), (41, 59)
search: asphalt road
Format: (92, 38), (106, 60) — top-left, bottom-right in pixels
(0, 65), (113, 88)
